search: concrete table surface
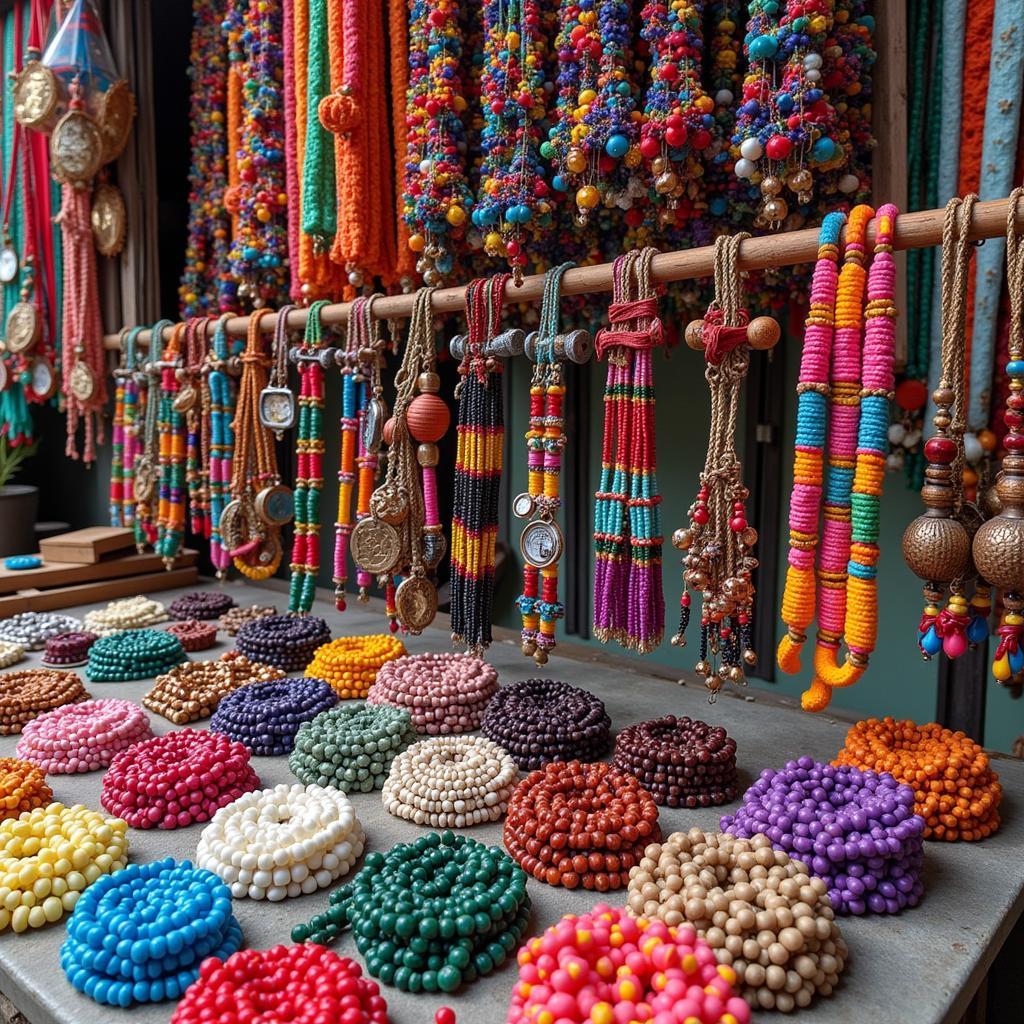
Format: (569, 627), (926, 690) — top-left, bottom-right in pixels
(0, 578), (1020, 1024)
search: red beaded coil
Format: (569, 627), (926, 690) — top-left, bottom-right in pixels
(165, 620), (218, 652)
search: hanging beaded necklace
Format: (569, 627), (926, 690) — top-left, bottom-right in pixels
(182, 317), (212, 543)
(332, 295), (381, 611)
(109, 327), (143, 528)
(207, 315), (240, 578)
(288, 300), (331, 614)
(132, 320), (172, 552)
(903, 196), (990, 660)
(674, 235), (780, 698)
(155, 323), (189, 569)
(592, 248), (665, 654)
(516, 263), (591, 665)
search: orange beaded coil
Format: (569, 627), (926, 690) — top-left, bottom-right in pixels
(304, 635), (407, 699)
(0, 670), (90, 734)
(834, 717), (1002, 841)
(0, 758), (52, 821)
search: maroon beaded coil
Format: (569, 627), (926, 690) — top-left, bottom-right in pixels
(42, 631), (99, 667)
(165, 620), (218, 652)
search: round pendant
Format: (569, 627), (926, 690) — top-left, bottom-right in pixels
(91, 183), (127, 256)
(369, 483), (409, 525)
(69, 361), (95, 402)
(422, 529), (447, 569)
(12, 61), (59, 131)
(219, 498), (248, 550)
(0, 246), (19, 284)
(351, 517), (402, 575)
(4, 301), (40, 354)
(258, 386), (297, 435)
(394, 575), (438, 634)
(513, 492), (536, 519)
(362, 396), (388, 453)
(255, 484), (294, 527)
(26, 357), (57, 401)
(50, 109), (103, 188)
(520, 519), (564, 569)
(133, 456), (156, 503)
(98, 79), (136, 165)
(173, 383), (197, 413)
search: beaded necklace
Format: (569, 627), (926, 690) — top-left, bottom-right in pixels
(109, 327), (143, 528)
(516, 263), (590, 665)
(387, 0), (416, 285)
(333, 295), (380, 610)
(451, 275), (510, 652)
(592, 248), (664, 654)
(132, 320), (172, 553)
(903, 196), (989, 660)
(182, 318), (212, 542)
(674, 235), (780, 698)
(288, 300), (331, 614)
(155, 323), (189, 569)
(207, 315), (239, 577)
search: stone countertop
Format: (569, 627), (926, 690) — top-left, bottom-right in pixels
(0, 578), (1020, 1024)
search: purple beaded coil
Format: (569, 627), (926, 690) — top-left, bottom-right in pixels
(168, 591), (238, 621)
(721, 755), (926, 915)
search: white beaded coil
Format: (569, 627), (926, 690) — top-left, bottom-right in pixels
(0, 641), (26, 669)
(0, 613), (83, 650)
(84, 597), (167, 635)
(382, 735), (518, 828)
(196, 783), (365, 901)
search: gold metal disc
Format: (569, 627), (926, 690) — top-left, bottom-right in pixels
(69, 361), (95, 402)
(173, 382), (198, 413)
(91, 183), (127, 256)
(50, 109), (103, 188)
(133, 456), (156, 503)
(351, 517), (401, 575)
(369, 483), (409, 525)
(98, 79), (136, 165)
(12, 62), (59, 131)
(395, 574), (438, 634)
(4, 302), (40, 354)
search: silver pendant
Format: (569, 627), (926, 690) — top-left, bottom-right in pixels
(0, 246), (18, 284)
(520, 519), (564, 569)
(258, 385), (296, 438)
(362, 396), (388, 453)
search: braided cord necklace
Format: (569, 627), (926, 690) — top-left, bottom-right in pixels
(156, 323), (188, 569)
(208, 314), (239, 577)
(516, 263), (578, 665)
(592, 248), (665, 654)
(289, 300), (330, 614)
(806, 204), (899, 712)
(451, 275), (509, 652)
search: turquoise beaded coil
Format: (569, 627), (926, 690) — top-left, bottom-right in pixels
(60, 857), (242, 1007)
(292, 830), (531, 993)
(86, 629), (187, 682)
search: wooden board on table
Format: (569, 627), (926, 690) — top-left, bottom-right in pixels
(0, 549), (198, 595)
(38, 527), (135, 564)
(0, 566), (199, 617)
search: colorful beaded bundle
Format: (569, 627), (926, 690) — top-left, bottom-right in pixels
(185, 319), (214, 541)
(305, 634), (407, 699)
(288, 300), (329, 614)
(451, 275), (510, 652)
(0, 757), (52, 820)
(207, 315), (240, 577)
(155, 323), (189, 568)
(86, 629), (186, 683)
(593, 248), (665, 653)
(674, 235), (780, 697)
(109, 327), (144, 527)
(293, 831), (532, 992)
(60, 859), (242, 1006)
(132, 321), (173, 553)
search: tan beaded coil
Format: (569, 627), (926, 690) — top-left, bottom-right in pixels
(0, 669), (90, 734)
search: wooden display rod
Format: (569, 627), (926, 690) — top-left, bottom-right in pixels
(0, 549), (198, 596)
(102, 196), (1024, 349)
(0, 565), (199, 617)
(38, 527), (135, 564)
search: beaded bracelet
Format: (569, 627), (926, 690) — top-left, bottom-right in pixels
(508, 905), (750, 1024)
(627, 829), (848, 1013)
(1, 803), (129, 934)
(217, 603), (278, 635)
(143, 652), (285, 725)
(0, 611), (83, 650)
(210, 676), (338, 756)
(0, 641), (25, 668)
(293, 831), (532, 993)
(236, 613), (331, 671)
(86, 628), (187, 683)
(171, 944), (390, 1024)
(721, 757), (925, 915)
(197, 783), (365, 900)
(480, 678), (611, 770)
(367, 651), (498, 734)
(167, 590), (237, 621)
(101, 729), (261, 830)
(503, 760), (661, 890)
(61, 858), (242, 1006)
(289, 702), (417, 794)
(612, 715), (739, 807)
(83, 596), (168, 635)
(304, 633), (406, 699)
(0, 668), (90, 734)
(165, 619), (218, 652)
(41, 630), (99, 667)
(0, 757), (52, 821)
(16, 699), (154, 774)
(382, 735), (518, 828)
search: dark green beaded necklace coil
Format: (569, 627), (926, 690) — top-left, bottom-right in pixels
(292, 830), (531, 994)
(86, 629), (187, 682)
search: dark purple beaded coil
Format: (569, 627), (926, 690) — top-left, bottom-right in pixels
(234, 615), (331, 672)
(210, 677), (339, 756)
(480, 678), (611, 771)
(42, 631), (99, 666)
(168, 591), (238, 621)
(721, 755), (926, 916)
(613, 715), (738, 808)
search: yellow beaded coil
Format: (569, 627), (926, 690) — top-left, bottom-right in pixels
(304, 635), (407, 699)
(0, 803), (129, 933)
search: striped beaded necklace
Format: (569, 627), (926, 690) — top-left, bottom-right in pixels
(207, 314), (238, 578)
(109, 326), (144, 528)
(183, 317), (212, 543)
(132, 320), (172, 553)
(288, 300), (330, 614)
(155, 322), (189, 569)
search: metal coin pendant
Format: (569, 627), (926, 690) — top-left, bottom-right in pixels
(255, 484), (294, 527)
(258, 385), (296, 437)
(173, 383), (198, 413)
(520, 519), (564, 569)
(350, 517), (402, 575)
(394, 575), (438, 634)
(133, 456), (156, 503)
(27, 358), (57, 401)
(12, 62), (58, 131)
(219, 498), (249, 551)
(0, 246), (18, 284)
(369, 483), (409, 525)
(50, 109), (103, 188)
(512, 492), (535, 519)
(91, 183), (127, 256)
(5, 301), (41, 354)
(362, 396), (388, 453)
(69, 361), (95, 402)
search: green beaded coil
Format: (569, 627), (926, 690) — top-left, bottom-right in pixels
(292, 830), (531, 993)
(288, 702), (417, 794)
(86, 629), (187, 682)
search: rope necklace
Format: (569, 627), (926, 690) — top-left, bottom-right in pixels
(675, 235), (780, 699)
(183, 317), (212, 543)
(155, 323), (188, 569)
(451, 275), (509, 652)
(207, 314), (239, 578)
(592, 248), (665, 654)
(288, 299), (331, 614)
(109, 326), (144, 528)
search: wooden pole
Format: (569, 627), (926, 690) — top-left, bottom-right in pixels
(103, 196), (1024, 350)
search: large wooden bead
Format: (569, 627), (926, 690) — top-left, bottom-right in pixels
(747, 316), (781, 350)
(407, 393), (450, 443)
(973, 515), (1024, 592)
(684, 319), (705, 350)
(902, 515), (970, 582)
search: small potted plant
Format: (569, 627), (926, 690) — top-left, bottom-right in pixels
(0, 437), (39, 557)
